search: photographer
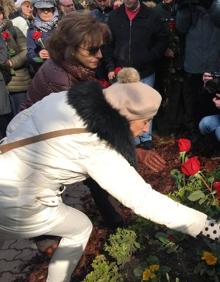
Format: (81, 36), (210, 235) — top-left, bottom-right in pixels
(175, 0), (220, 136)
(199, 72), (220, 143)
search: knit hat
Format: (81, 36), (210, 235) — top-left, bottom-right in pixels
(15, 0), (31, 8)
(104, 68), (162, 121)
(34, 0), (55, 8)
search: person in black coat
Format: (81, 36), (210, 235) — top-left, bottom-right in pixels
(103, 0), (169, 149)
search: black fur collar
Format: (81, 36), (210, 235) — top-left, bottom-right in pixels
(67, 81), (137, 168)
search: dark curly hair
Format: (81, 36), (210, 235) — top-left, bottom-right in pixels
(47, 11), (111, 65)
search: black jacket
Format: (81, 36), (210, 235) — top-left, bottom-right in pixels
(104, 4), (169, 78)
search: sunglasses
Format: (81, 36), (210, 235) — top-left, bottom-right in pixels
(79, 45), (105, 55)
(38, 7), (54, 12)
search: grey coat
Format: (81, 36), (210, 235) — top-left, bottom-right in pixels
(176, 0), (220, 73)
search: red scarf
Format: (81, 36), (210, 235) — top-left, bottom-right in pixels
(125, 5), (140, 21)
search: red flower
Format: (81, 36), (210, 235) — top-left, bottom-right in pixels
(98, 79), (110, 89)
(32, 31), (42, 41)
(1, 31), (10, 40)
(181, 156), (200, 176)
(114, 67), (122, 75)
(213, 181), (220, 198)
(178, 138), (191, 152)
(168, 21), (176, 30)
(168, 234), (174, 241)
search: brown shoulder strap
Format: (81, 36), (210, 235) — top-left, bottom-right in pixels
(0, 128), (87, 154)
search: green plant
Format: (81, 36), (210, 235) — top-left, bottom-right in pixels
(194, 244), (220, 282)
(154, 232), (183, 254)
(83, 255), (123, 282)
(104, 228), (140, 266)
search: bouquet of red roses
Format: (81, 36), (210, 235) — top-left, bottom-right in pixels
(169, 138), (220, 215)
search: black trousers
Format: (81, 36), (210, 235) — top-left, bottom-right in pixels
(0, 113), (13, 139)
(182, 73), (218, 131)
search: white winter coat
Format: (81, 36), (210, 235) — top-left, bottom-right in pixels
(0, 91), (207, 237)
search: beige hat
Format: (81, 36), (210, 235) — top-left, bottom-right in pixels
(15, 0), (31, 8)
(104, 68), (162, 121)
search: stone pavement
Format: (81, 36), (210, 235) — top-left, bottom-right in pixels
(0, 182), (91, 282)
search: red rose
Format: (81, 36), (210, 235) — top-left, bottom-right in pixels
(181, 156), (200, 176)
(98, 79), (110, 89)
(213, 181), (220, 198)
(32, 31), (42, 41)
(178, 138), (191, 152)
(114, 67), (122, 75)
(168, 234), (174, 241)
(168, 21), (176, 30)
(1, 31), (10, 40)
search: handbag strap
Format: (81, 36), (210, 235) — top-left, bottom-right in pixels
(0, 128), (87, 154)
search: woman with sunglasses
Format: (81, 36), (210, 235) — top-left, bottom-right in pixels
(26, 0), (59, 75)
(22, 11), (111, 108)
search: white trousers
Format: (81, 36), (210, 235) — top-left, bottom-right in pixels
(0, 203), (93, 282)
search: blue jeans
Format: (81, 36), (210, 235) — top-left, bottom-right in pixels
(199, 114), (220, 142)
(135, 73), (155, 145)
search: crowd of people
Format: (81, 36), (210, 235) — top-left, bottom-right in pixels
(0, 0), (219, 144)
(0, 0), (220, 281)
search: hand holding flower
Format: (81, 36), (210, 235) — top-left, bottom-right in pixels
(39, 49), (50, 60)
(108, 71), (115, 80)
(32, 31), (45, 49)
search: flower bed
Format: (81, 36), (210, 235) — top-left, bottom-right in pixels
(24, 136), (220, 282)
(82, 137), (220, 282)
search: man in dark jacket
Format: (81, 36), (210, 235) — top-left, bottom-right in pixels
(103, 0), (169, 148)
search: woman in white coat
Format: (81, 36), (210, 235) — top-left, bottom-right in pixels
(0, 68), (218, 282)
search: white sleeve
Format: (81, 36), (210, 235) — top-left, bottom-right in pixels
(12, 17), (28, 37)
(83, 145), (207, 237)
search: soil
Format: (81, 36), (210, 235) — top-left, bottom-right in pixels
(24, 135), (220, 282)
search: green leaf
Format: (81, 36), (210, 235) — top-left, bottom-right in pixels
(198, 198), (206, 205)
(33, 56), (44, 63)
(160, 265), (171, 272)
(188, 190), (206, 202)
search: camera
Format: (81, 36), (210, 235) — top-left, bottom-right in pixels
(204, 72), (220, 99)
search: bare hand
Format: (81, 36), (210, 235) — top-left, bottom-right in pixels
(39, 49), (50, 60)
(108, 71), (115, 80)
(213, 94), (220, 109)
(164, 48), (175, 58)
(5, 60), (12, 67)
(136, 148), (166, 172)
